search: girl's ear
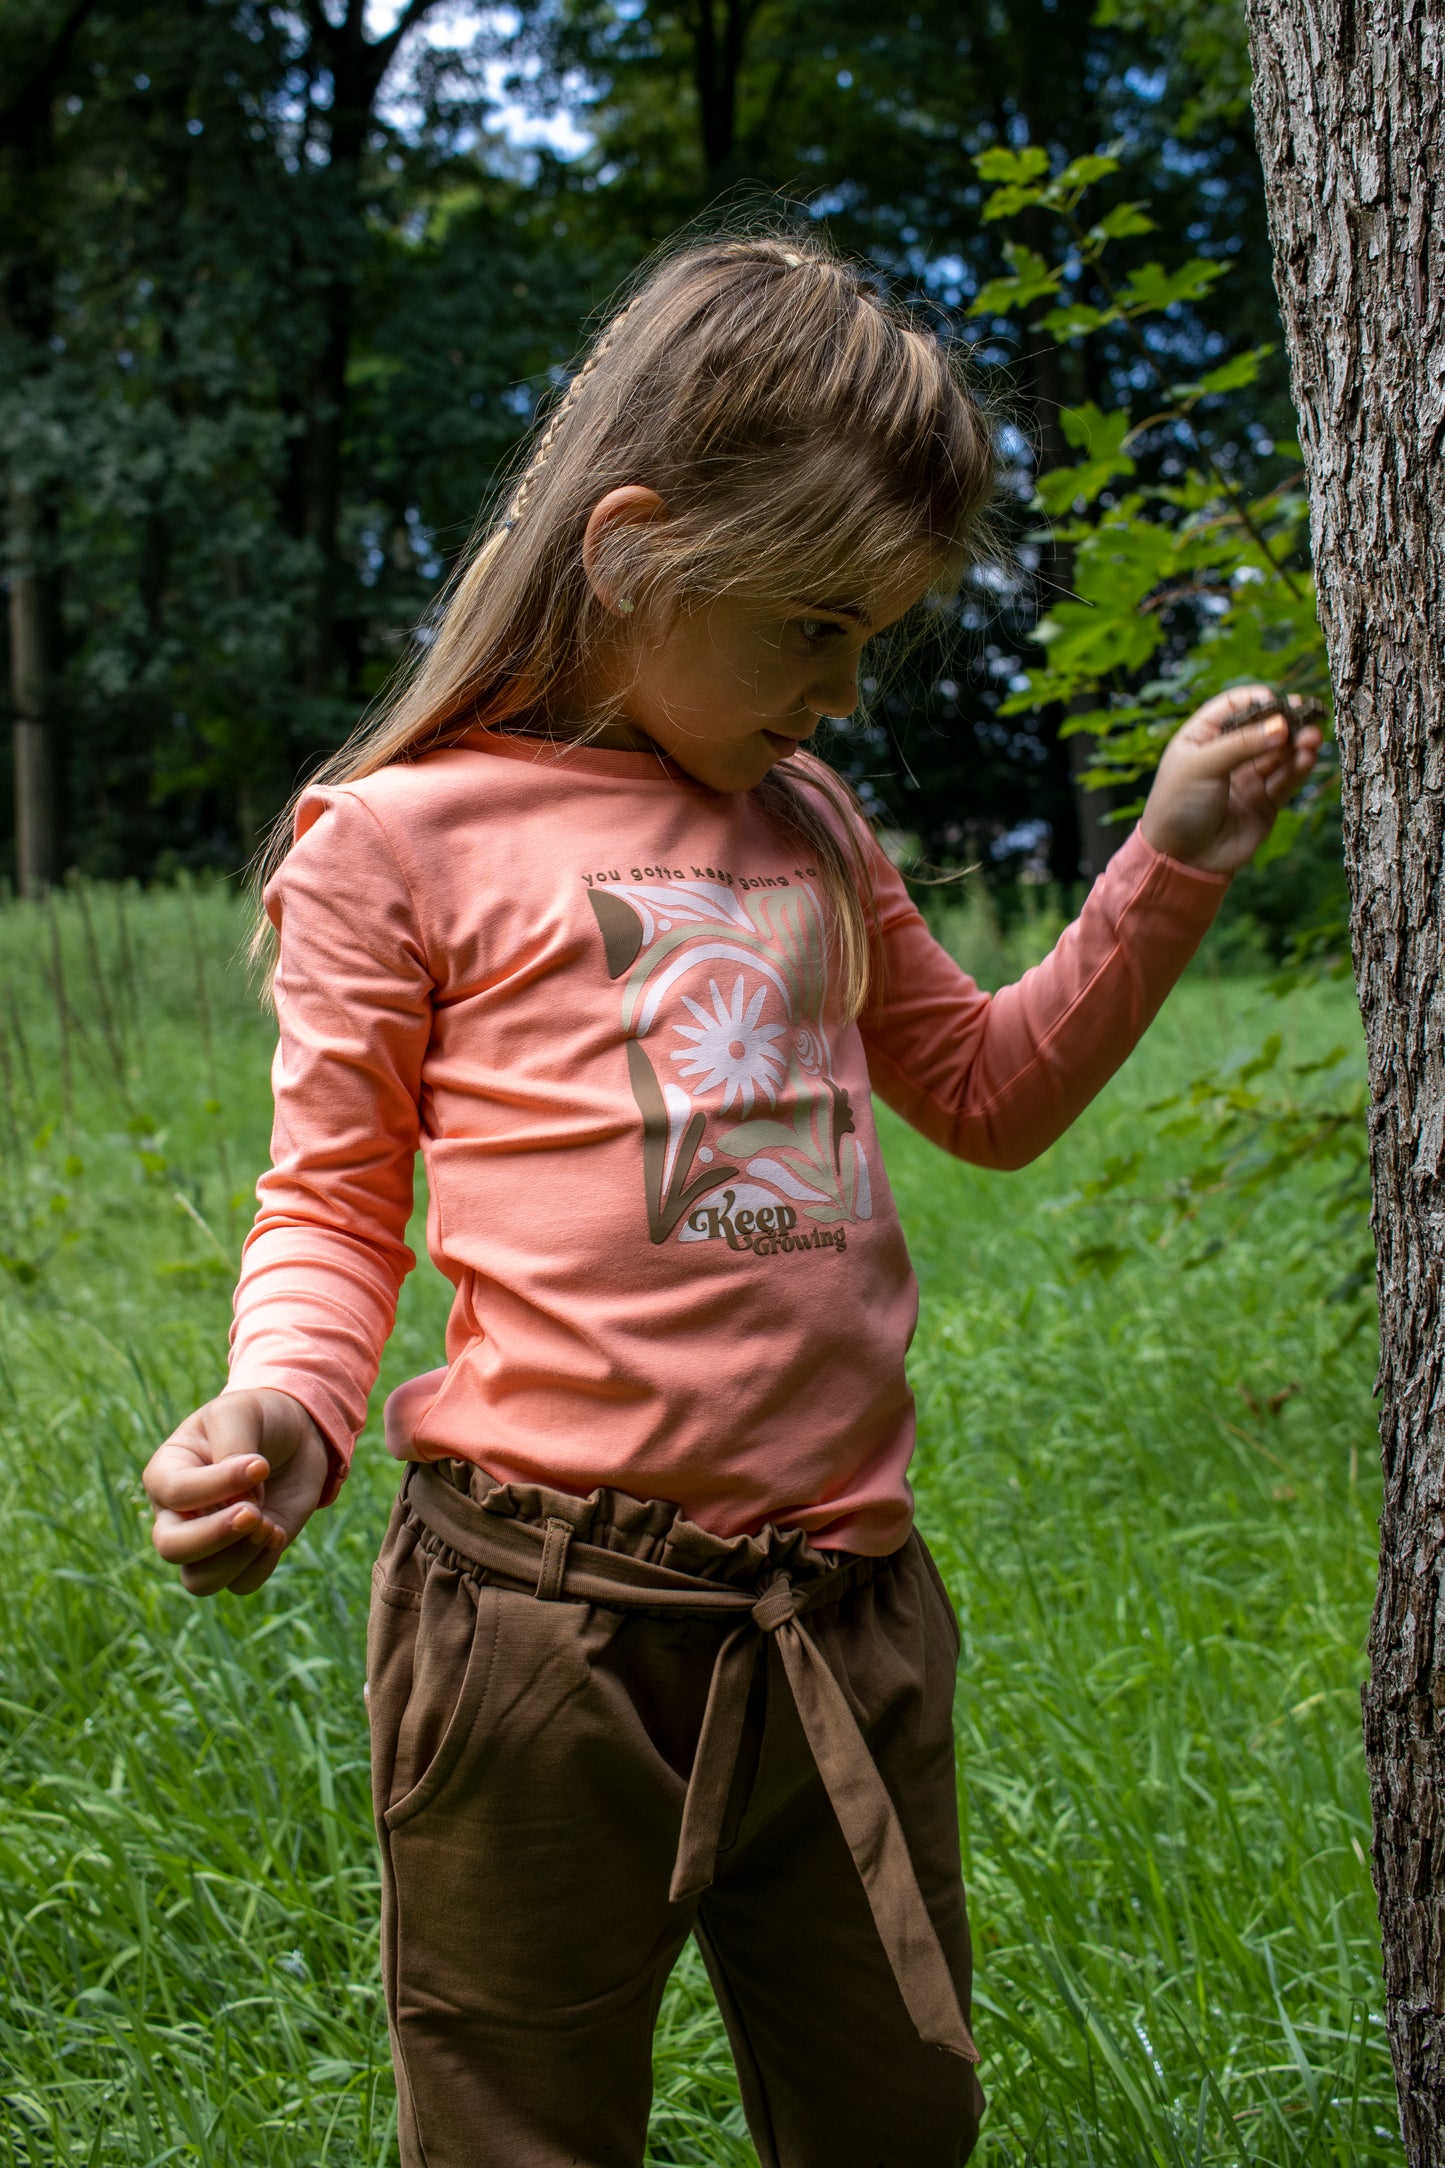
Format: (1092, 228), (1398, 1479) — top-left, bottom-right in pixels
(582, 486), (667, 616)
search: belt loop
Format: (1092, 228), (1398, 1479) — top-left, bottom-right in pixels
(535, 1517), (573, 1602)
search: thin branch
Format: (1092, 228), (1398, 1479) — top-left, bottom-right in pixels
(1139, 580), (1229, 614)
(1062, 210), (1305, 599)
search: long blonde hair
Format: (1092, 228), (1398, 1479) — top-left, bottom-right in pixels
(254, 231), (996, 1015)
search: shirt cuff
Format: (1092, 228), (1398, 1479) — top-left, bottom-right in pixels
(221, 1370), (354, 1509)
(1125, 819), (1233, 896)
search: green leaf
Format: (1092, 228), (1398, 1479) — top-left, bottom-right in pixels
(1072, 517), (1179, 605)
(981, 183), (1046, 223)
(975, 146), (1052, 222)
(1029, 601), (1164, 681)
(1057, 704), (1152, 740)
(1058, 403), (1131, 458)
(1171, 345), (1274, 401)
(1036, 454), (1136, 514)
(1118, 258), (1229, 314)
(1047, 152), (1121, 199)
(974, 145), (1051, 184)
(1086, 201), (1156, 245)
(1238, 1033), (1283, 1083)
(972, 243), (1061, 318)
(1037, 301), (1115, 342)
(1197, 344), (1272, 394)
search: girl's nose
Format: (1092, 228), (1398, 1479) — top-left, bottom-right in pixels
(805, 659), (860, 721)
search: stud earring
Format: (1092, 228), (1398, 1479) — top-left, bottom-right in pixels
(616, 598), (635, 615)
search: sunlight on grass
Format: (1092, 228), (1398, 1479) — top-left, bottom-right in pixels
(0, 882), (1391, 2164)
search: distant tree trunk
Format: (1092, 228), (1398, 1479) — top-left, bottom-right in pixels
(7, 484), (55, 896)
(292, 0), (443, 698)
(688, 0), (749, 187)
(1246, 1), (1444, 2156)
(0, 0), (96, 893)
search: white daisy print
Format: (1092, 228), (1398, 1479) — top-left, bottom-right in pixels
(671, 976), (786, 1114)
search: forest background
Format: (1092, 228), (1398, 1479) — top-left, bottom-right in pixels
(2, 0), (1343, 952)
(0, 3), (1398, 2159)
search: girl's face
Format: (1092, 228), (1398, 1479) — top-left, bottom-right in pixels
(577, 488), (932, 792)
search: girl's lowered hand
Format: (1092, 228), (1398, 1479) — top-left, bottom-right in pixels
(143, 1387), (331, 1597)
(1141, 685), (1323, 876)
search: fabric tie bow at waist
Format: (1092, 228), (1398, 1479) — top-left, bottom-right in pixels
(408, 1463), (977, 2065)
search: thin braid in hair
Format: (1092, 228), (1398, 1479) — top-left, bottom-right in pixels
(502, 297), (639, 533)
(500, 242), (848, 535)
(502, 244), (862, 536)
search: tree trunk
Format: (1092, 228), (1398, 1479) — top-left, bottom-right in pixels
(292, 0), (444, 701)
(8, 483), (55, 897)
(0, 5), (94, 896)
(690, 0), (747, 186)
(1245, 1), (1444, 2155)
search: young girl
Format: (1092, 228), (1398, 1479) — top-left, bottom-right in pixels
(143, 236), (1320, 2168)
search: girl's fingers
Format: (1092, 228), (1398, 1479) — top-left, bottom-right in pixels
(153, 1498), (286, 1565)
(144, 1444), (270, 1513)
(1187, 713), (1293, 779)
(180, 1537), (273, 1599)
(1186, 684), (1296, 736)
(1263, 738), (1322, 802)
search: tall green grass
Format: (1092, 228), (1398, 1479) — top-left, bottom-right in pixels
(0, 884), (1391, 2164)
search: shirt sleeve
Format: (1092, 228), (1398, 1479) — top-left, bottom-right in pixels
(859, 821), (1229, 1170)
(227, 787), (433, 1502)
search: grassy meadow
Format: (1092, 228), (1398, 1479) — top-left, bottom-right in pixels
(0, 881), (1392, 2165)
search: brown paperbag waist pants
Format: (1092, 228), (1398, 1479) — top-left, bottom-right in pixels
(367, 1462), (985, 2168)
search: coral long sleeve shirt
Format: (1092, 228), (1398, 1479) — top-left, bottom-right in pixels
(228, 731), (1227, 1554)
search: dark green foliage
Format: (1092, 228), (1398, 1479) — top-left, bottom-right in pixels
(2, 0), (1300, 891)
(1, 1), (599, 877)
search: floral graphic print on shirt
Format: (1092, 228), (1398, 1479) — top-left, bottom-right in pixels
(587, 874), (874, 1251)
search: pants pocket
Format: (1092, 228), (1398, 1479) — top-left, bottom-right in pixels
(367, 1536), (499, 1832)
(915, 1534), (963, 1664)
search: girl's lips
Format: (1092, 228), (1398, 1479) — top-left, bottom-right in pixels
(762, 728), (809, 756)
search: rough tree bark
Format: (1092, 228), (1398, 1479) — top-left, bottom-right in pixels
(1244, 0), (1444, 2154)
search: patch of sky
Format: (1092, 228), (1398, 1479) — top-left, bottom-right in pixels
(991, 816), (1051, 862)
(364, 0), (594, 158)
(970, 560), (1021, 599)
(1122, 64), (1167, 104)
(357, 525), (386, 586)
(406, 503), (444, 579)
(806, 181), (868, 219)
(1162, 138), (1214, 177)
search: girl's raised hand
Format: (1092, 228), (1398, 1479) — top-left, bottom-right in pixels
(143, 1387), (331, 1598)
(1141, 685), (1323, 876)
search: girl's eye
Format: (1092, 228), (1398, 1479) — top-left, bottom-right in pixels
(796, 617), (842, 646)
